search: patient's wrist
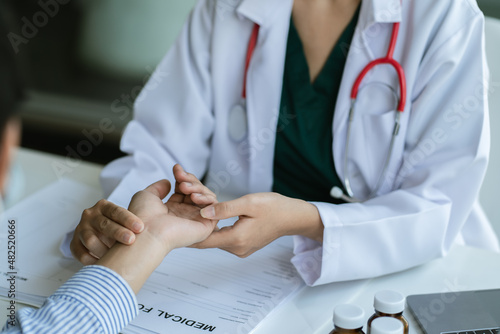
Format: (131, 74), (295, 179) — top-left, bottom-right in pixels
(138, 226), (174, 256)
(96, 228), (172, 294)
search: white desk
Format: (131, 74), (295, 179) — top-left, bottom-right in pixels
(9, 147), (103, 204)
(2, 148), (500, 333)
(0, 148), (103, 327)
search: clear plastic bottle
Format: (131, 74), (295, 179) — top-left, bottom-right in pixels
(329, 304), (366, 334)
(370, 317), (404, 334)
(366, 290), (409, 334)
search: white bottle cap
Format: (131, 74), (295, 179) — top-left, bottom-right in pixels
(374, 290), (405, 314)
(370, 317), (404, 334)
(333, 304), (365, 330)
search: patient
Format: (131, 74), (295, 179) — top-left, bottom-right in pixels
(0, 8), (216, 334)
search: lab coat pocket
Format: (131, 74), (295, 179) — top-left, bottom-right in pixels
(347, 110), (398, 197)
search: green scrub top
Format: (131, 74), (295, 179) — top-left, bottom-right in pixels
(272, 9), (360, 204)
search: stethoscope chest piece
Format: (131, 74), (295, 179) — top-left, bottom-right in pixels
(228, 23), (259, 143)
(228, 103), (248, 142)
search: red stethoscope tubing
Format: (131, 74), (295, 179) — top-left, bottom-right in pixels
(350, 22), (407, 112)
(243, 22), (406, 111)
(242, 24), (260, 99)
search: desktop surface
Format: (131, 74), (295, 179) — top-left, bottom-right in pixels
(1, 148), (499, 334)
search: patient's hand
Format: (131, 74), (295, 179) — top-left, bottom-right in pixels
(127, 179), (218, 251)
(70, 164), (218, 265)
(97, 179), (218, 294)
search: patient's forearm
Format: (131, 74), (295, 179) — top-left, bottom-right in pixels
(97, 229), (171, 294)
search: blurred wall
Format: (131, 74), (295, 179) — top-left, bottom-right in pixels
(78, 0), (197, 80)
(11, 0), (198, 164)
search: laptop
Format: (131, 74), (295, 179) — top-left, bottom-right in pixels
(407, 289), (500, 334)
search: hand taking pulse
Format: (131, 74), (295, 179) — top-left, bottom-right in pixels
(71, 164), (218, 264)
(195, 192), (324, 258)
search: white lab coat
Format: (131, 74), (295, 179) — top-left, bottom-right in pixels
(98, 0), (500, 285)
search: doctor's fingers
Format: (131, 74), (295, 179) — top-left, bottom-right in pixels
(190, 193), (218, 206)
(175, 182), (217, 203)
(192, 226), (257, 258)
(175, 182), (217, 207)
(182, 183), (217, 207)
(200, 195), (257, 221)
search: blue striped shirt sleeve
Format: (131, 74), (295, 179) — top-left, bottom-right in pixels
(1, 265), (139, 334)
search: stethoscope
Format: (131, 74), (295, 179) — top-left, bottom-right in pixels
(228, 24), (260, 142)
(229, 17), (406, 203)
(331, 19), (407, 203)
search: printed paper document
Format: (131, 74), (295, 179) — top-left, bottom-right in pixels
(0, 179), (305, 334)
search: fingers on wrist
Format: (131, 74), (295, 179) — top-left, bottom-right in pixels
(100, 201), (144, 233)
(85, 199), (144, 234)
(94, 217), (135, 244)
(80, 231), (110, 257)
(131, 221), (143, 233)
(70, 238), (99, 265)
(80, 253), (99, 265)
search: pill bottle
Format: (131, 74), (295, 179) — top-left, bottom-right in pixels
(366, 290), (409, 334)
(370, 317), (404, 334)
(329, 304), (365, 334)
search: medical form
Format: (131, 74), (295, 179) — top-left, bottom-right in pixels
(0, 179), (305, 334)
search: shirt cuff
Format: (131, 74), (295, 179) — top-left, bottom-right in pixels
(52, 265), (139, 333)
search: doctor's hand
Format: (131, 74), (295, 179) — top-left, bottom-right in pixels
(193, 193), (324, 257)
(71, 164), (218, 265)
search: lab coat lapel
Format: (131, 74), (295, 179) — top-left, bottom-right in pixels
(359, 0), (402, 29)
(333, 0), (403, 195)
(236, 0), (286, 26)
(236, 0), (294, 193)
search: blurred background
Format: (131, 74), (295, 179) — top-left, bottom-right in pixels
(5, 0), (197, 163)
(3, 0), (498, 163)
(2, 0), (500, 236)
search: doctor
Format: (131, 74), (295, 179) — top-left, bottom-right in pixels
(71, 0), (500, 285)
